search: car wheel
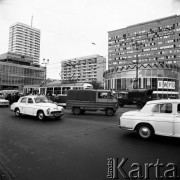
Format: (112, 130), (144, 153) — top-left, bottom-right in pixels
(105, 108), (114, 116)
(15, 108), (21, 117)
(73, 107), (81, 115)
(137, 125), (153, 139)
(37, 111), (45, 120)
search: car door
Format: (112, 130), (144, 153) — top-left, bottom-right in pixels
(24, 98), (34, 115)
(149, 103), (173, 136)
(19, 97), (27, 114)
(96, 92), (111, 110)
(174, 103), (180, 137)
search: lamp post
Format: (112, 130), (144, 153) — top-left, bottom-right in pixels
(132, 41), (143, 89)
(42, 58), (49, 84)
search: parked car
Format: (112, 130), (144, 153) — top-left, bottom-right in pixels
(10, 95), (64, 120)
(119, 99), (180, 139)
(0, 96), (9, 107)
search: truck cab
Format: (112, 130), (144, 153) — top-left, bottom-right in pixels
(117, 89), (154, 108)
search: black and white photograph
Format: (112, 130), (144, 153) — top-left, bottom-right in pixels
(0, 0), (180, 179)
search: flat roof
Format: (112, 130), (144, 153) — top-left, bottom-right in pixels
(108, 15), (179, 33)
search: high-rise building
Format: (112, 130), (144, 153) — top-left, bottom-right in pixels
(104, 15), (180, 98)
(8, 22), (40, 64)
(61, 54), (106, 84)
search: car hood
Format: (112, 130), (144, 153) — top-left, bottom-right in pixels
(34, 103), (63, 109)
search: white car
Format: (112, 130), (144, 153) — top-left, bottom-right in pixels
(10, 95), (64, 120)
(119, 99), (180, 139)
(0, 96), (9, 107)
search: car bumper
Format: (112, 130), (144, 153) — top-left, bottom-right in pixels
(46, 111), (64, 118)
(119, 125), (134, 131)
(0, 102), (9, 106)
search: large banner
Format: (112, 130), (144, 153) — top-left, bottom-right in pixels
(158, 81), (175, 89)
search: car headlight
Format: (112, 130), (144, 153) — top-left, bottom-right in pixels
(47, 108), (50, 114)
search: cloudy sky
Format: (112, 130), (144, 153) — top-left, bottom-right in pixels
(0, 0), (180, 79)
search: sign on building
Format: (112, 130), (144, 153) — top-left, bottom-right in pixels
(158, 81), (175, 89)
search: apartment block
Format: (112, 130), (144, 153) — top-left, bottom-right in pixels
(61, 54), (106, 84)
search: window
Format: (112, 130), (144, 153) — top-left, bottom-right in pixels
(98, 92), (112, 99)
(28, 98), (33, 104)
(152, 103), (172, 113)
(21, 98), (27, 103)
(177, 104), (180, 113)
(98, 92), (108, 99)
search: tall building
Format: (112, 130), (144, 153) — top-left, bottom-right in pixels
(61, 55), (106, 84)
(8, 22), (41, 64)
(104, 15), (180, 98)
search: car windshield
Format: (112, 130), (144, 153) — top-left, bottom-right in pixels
(34, 97), (49, 103)
(140, 103), (156, 113)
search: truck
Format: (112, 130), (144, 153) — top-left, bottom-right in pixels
(66, 89), (119, 116)
(50, 94), (67, 108)
(116, 89), (154, 108)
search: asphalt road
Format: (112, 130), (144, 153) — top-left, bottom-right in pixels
(0, 106), (180, 180)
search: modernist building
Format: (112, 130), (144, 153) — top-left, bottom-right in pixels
(104, 15), (180, 98)
(8, 22), (41, 64)
(61, 54), (106, 84)
(0, 52), (45, 90)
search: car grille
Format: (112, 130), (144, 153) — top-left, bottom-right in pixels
(51, 111), (62, 114)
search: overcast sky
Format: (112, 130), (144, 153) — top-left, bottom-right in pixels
(0, 0), (180, 79)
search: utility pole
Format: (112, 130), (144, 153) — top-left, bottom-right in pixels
(42, 59), (49, 84)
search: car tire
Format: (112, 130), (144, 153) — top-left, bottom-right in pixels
(105, 108), (114, 116)
(137, 125), (154, 139)
(73, 107), (81, 115)
(37, 111), (45, 120)
(15, 108), (21, 117)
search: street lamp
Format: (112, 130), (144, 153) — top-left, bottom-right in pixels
(132, 41), (143, 89)
(42, 58), (49, 84)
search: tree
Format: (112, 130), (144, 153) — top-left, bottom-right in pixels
(90, 80), (104, 89)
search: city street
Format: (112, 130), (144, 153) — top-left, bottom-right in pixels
(0, 106), (180, 180)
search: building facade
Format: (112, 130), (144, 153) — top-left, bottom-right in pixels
(8, 22), (41, 64)
(0, 52), (45, 90)
(104, 15), (180, 98)
(61, 55), (106, 84)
